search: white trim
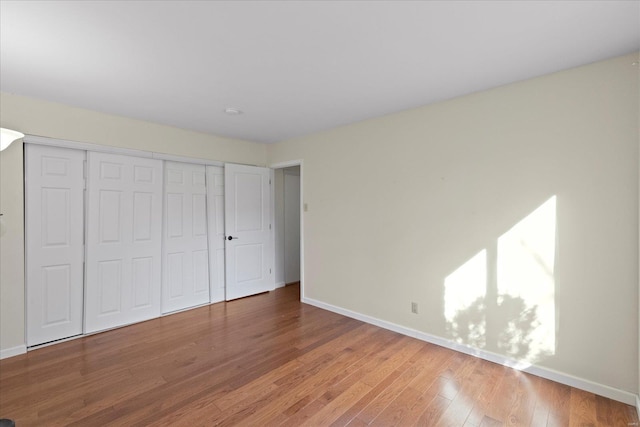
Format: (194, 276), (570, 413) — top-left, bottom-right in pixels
(269, 159), (304, 301)
(270, 160), (303, 169)
(151, 152), (223, 166)
(302, 296), (638, 406)
(25, 135), (153, 158)
(274, 281), (286, 289)
(270, 168), (276, 289)
(0, 344), (27, 359)
(636, 395), (640, 421)
(24, 134), (223, 166)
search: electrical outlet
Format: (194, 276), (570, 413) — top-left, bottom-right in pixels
(411, 302), (418, 314)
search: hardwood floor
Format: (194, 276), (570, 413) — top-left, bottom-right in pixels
(1, 284), (637, 426)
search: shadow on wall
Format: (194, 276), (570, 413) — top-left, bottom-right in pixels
(444, 196), (557, 365)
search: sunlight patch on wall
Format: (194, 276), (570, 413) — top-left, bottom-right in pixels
(443, 196), (557, 364)
(444, 250), (487, 347)
(497, 196), (556, 362)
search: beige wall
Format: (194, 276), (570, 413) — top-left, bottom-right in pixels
(0, 92), (267, 353)
(268, 53), (640, 394)
(0, 92), (267, 165)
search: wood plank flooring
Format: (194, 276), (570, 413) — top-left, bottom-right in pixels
(1, 284), (637, 426)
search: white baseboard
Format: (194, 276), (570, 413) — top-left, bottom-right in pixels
(0, 344), (27, 360)
(302, 297), (638, 406)
(274, 281), (286, 289)
(636, 395), (640, 421)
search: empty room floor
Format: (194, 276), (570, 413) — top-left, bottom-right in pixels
(0, 284), (637, 426)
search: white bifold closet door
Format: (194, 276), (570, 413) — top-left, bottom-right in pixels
(85, 152), (163, 333)
(162, 162), (210, 313)
(206, 165), (225, 303)
(25, 145), (85, 346)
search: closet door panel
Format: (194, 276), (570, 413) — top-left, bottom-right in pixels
(25, 145), (85, 346)
(85, 152), (162, 333)
(161, 161), (210, 313)
(206, 166), (225, 303)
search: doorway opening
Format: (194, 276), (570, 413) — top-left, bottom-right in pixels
(271, 161), (303, 300)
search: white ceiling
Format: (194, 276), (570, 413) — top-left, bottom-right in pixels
(1, 1), (638, 144)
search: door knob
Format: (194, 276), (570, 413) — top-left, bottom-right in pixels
(227, 236), (238, 240)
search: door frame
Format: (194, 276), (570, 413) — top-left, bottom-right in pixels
(269, 160), (304, 301)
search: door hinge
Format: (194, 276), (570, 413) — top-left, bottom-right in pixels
(270, 268), (272, 274)
(269, 223), (271, 230)
(269, 179), (271, 185)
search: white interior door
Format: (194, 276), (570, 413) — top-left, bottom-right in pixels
(85, 152), (163, 333)
(162, 161), (210, 313)
(206, 165), (225, 303)
(224, 164), (273, 300)
(25, 145), (85, 346)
